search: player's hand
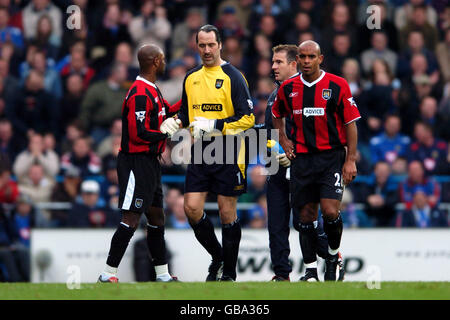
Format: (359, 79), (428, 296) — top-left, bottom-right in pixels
(342, 160), (357, 186)
(276, 153), (291, 167)
(160, 117), (181, 137)
(189, 117), (216, 139)
(279, 137), (295, 160)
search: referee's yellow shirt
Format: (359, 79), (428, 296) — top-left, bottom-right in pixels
(178, 62), (255, 135)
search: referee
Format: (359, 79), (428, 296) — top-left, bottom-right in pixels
(99, 44), (179, 283)
(161, 24), (255, 281)
(272, 41), (360, 281)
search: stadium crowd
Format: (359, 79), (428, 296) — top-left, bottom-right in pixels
(0, 0), (449, 281)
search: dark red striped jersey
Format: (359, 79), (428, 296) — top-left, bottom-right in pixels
(272, 71), (361, 153)
(120, 76), (181, 154)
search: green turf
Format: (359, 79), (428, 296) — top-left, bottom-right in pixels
(0, 282), (449, 300)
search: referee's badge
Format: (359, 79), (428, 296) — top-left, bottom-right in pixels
(215, 79), (224, 89)
(322, 89), (332, 100)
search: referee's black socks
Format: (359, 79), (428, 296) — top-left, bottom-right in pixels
(106, 221), (136, 268)
(299, 222), (319, 265)
(222, 218), (241, 280)
(323, 213), (343, 255)
(190, 213), (223, 262)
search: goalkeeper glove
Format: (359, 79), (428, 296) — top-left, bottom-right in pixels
(189, 116), (217, 139)
(160, 117), (181, 137)
(276, 153), (291, 167)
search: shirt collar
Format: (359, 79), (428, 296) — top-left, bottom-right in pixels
(136, 76), (157, 89)
(300, 70), (326, 87)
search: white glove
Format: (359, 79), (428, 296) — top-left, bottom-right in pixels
(160, 118), (181, 137)
(189, 116), (216, 139)
(276, 153), (291, 167)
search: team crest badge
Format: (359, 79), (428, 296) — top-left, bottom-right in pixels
(135, 198), (143, 209)
(215, 79), (224, 89)
(322, 89), (332, 100)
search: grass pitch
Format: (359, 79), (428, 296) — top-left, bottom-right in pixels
(0, 282), (449, 300)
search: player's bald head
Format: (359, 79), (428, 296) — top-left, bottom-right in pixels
(138, 44), (163, 71)
(298, 40), (321, 55)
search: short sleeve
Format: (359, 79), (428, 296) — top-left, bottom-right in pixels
(340, 80), (361, 125)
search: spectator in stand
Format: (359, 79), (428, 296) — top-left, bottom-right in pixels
(96, 118), (122, 159)
(8, 70), (59, 139)
(398, 4), (439, 52)
(392, 156), (409, 177)
(285, 10), (321, 46)
(360, 31), (397, 77)
(78, 62), (128, 143)
(60, 8), (93, 62)
(22, 0), (62, 47)
(30, 14), (60, 60)
(67, 180), (120, 228)
(60, 136), (101, 178)
(359, 161), (399, 227)
(0, 205), (29, 282)
(60, 120), (85, 155)
(419, 96), (449, 140)
(163, 188), (182, 216)
(111, 42), (139, 83)
(0, 119), (24, 163)
(399, 160), (441, 211)
(438, 82), (450, 142)
(341, 58), (362, 97)
(157, 59), (187, 105)
(396, 31), (439, 83)
(167, 194), (190, 229)
(95, 3), (131, 67)
(407, 121), (448, 175)
(0, 157), (18, 204)
(60, 48), (96, 92)
(369, 114), (411, 166)
(170, 7), (205, 60)
(17, 162), (55, 208)
(358, 60), (398, 141)
(100, 155), (119, 211)
(324, 32), (353, 76)
(245, 194), (268, 229)
(50, 166), (81, 227)
(340, 188), (373, 228)
(393, 190), (448, 228)
(24, 50), (62, 99)
(254, 14), (283, 46)
(60, 74), (85, 134)
(248, 0), (284, 36)
(357, 1), (398, 52)
(0, 6), (24, 52)
(0, 59), (20, 109)
(216, 5), (246, 41)
(13, 133), (59, 183)
(394, 0), (437, 31)
(321, 3), (358, 56)
(128, 1), (171, 67)
(436, 27), (450, 83)
(239, 164), (267, 203)
(221, 35), (248, 74)
(9, 193), (49, 248)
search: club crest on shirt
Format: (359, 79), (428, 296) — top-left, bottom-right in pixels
(322, 89), (332, 100)
(135, 198), (143, 209)
(215, 79), (224, 89)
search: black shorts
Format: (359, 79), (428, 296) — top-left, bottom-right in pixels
(117, 151), (163, 213)
(185, 137), (248, 196)
(290, 148), (346, 209)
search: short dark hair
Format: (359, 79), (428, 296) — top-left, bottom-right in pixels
(272, 44), (298, 63)
(196, 24), (221, 44)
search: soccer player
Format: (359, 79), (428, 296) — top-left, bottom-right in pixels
(98, 44), (180, 283)
(272, 41), (360, 281)
(265, 45), (343, 282)
(160, 24), (255, 281)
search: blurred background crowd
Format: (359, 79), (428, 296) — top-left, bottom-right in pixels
(0, 0), (449, 280)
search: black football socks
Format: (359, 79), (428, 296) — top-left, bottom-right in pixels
(190, 213), (223, 262)
(222, 218), (241, 280)
(299, 222), (319, 266)
(146, 224), (167, 266)
(323, 213), (343, 256)
(106, 221), (136, 268)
